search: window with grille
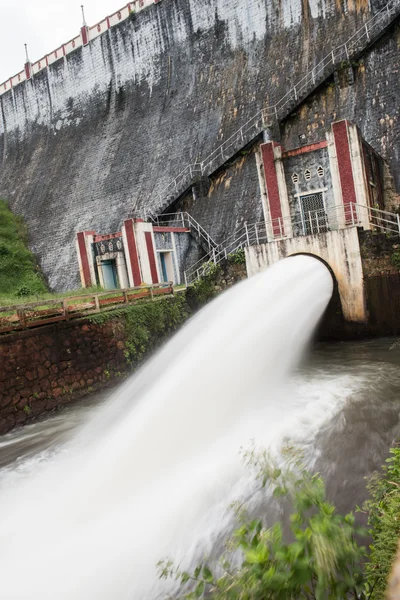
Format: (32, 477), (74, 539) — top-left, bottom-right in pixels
(300, 192), (328, 235)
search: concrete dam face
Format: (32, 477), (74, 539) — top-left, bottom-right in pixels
(0, 0), (398, 290)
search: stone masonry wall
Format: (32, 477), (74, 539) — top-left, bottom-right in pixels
(0, 265), (245, 435)
(0, 318), (128, 434)
(359, 229), (400, 277)
(280, 20), (400, 197)
(0, 0), (385, 291)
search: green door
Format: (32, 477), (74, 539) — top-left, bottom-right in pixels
(102, 260), (118, 289)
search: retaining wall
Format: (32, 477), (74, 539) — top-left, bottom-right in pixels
(0, 318), (128, 434)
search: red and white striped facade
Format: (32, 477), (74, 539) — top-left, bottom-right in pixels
(76, 218), (190, 289)
(258, 119), (385, 238)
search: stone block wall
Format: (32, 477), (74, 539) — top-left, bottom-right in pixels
(0, 319), (128, 434)
(359, 229), (400, 276)
(0, 267), (245, 435)
(280, 21), (400, 199)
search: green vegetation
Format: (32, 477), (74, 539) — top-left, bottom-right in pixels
(0, 199), (106, 307)
(390, 251), (400, 270)
(186, 264), (221, 309)
(89, 295), (189, 364)
(160, 445), (400, 599)
(0, 284), (106, 308)
(0, 200), (47, 300)
(364, 446), (400, 598)
(228, 248), (246, 265)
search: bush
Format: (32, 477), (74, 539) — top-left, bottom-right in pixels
(227, 248), (246, 265)
(16, 285), (32, 297)
(0, 200), (47, 298)
(391, 252), (400, 270)
(364, 446), (400, 598)
(159, 448), (368, 599)
(89, 295), (188, 365)
(185, 264), (221, 309)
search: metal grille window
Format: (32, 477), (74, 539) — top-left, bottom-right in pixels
(300, 192), (328, 235)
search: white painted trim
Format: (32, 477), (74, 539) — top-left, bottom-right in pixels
(121, 224), (134, 288)
(149, 228), (161, 283)
(134, 221), (153, 284)
(96, 256), (106, 289)
(75, 238), (86, 287)
(294, 187), (328, 197)
(116, 253), (129, 288)
(170, 232), (181, 285)
(84, 234), (97, 286)
(273, 145), (292, 238)
(255, 149), (273, 239)
(348, 123), (371, 230)
(326, 130), (345, 229)
(158, 251), (175, 284)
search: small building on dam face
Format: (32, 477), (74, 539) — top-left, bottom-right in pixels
(76, 217), (198, 289)
(74, 115), (398, 334)
(245, 119), (393, 327)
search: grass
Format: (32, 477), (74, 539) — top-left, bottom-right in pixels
(0, 286), (104, 308)
(0, 199), (49, 301)
(0, 200), (104, 307)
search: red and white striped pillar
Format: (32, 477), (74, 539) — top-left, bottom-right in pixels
(260, 141), (291, 239)
(24, 43), (32, 80)
(76, 231), (96, 287)
(81, 5), (90, 45)
(134, 220), (160, 284)
(121, 219), (142, 287)
(329, 120), (370, 228)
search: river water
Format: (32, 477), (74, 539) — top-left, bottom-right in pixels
(0, 256), (399, 599)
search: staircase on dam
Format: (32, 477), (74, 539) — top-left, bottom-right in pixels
(146, 0), (400, 220)
(178, 202), (400, 285)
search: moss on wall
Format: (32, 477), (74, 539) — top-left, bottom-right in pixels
(89, 294), (190, 364)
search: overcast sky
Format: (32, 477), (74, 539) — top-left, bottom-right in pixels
(0, 0), (127, 82)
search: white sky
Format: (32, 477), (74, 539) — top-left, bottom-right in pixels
(0, 0), (128, 83)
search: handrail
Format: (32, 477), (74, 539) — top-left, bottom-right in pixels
(184, 202), (400, 284)
(148, 0), (400, 215)
(0, 282), (174, 335)
(146, 211), (219, 253)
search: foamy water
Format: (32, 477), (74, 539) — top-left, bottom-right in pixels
(0, 256), (339, 598)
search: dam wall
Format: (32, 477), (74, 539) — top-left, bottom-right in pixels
(0, 0), (397, 291)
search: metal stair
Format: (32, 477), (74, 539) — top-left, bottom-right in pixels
(183, 202), (400, 285)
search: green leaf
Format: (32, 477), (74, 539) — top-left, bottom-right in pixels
(202, 565), (213, 583)
(194, 581), (205, 597)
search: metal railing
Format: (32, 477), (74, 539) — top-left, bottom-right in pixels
(0, 282), (174, 335)
(147, 0), (400, 215)
(184, 202), (400, 284)
(147, 211), (219, 254)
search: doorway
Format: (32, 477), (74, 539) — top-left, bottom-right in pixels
(158, 251), (175, 284)
(299, 192), (328, 235)
(101, 259), (118, 289)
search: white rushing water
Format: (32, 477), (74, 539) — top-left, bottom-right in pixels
(0, 256), (334, 599)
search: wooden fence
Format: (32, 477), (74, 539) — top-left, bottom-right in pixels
(0, 283), (174, 335)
